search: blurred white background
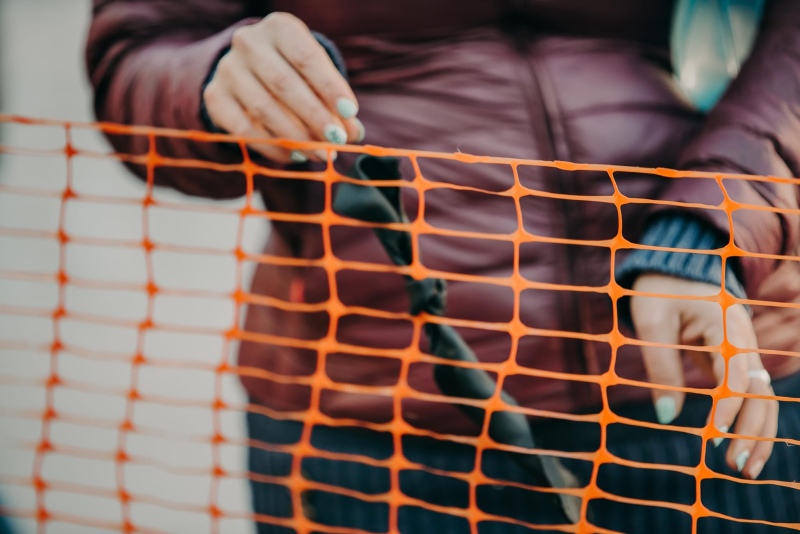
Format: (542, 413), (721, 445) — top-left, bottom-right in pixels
(0, 1), (266, 532)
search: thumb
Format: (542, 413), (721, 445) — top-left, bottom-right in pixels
(632, 302), (686, 425)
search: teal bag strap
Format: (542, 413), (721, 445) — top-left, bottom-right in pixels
(671, 0), (767, 111)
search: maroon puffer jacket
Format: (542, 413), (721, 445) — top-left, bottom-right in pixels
(87, 0), (800, 435)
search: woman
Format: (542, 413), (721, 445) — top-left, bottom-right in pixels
(86, 1), (800, 532)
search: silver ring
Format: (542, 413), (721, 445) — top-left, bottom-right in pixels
(748, 369), (771, 386)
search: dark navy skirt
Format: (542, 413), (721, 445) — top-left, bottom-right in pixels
(248, 372), (800, 534)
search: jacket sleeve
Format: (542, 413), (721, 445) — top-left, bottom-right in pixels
(86, 0), (268, 199)
(649, 0), (800, 294)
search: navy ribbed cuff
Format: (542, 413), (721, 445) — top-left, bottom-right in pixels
(615, 213), (747, 329)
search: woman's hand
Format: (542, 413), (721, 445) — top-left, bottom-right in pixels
(203, 12), (364, 163)
(630, 273), (778, 480)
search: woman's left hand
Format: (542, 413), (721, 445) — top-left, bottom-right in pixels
(630, 273), (778, 479)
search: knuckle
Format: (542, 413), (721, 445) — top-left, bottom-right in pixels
(214, 54), (235, 78)
(286, 44), (317, 70)
(265, 12), (304, 34)
(250, 101), (275, 124)
(230, 26), (254, 51)
(268, 69), (292, 94)
(202, 82), (221, 106)
(315, 77), (339, 99)
(264, 11), (290, 26)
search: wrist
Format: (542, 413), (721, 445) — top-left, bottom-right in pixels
(616, 212), (748, 330)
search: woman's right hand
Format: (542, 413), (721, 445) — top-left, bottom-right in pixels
(203, 12), (364, 163)
(631, 274), (779, 480)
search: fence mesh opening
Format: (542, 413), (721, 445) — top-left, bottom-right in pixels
(0, 114), (798, 533)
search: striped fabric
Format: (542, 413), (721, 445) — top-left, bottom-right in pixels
(248, 372), (800, 534)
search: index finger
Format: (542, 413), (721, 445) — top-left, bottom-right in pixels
(631, 298), (686, 425)
(273, 19), (359, 120)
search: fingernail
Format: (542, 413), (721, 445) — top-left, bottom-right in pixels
(655, 397), (677, 425)
(748, 459), (764, 479)
(353, 118), (366, 143)
(290, 150), (308, 163)
(336, 98), (358, 119)
(735, 450), (750, 472)
(324, 124), (348, 145)
(713, 425), (729, 447)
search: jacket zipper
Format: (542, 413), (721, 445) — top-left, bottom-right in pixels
(517, 41), (596, 407)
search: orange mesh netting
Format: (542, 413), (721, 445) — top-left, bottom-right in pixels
(0, 114), (798, 534)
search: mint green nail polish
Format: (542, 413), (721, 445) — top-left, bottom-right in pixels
(324, 124), (347, 145)
(713, 425), (728, 447)
(336, 98), (358, 119)
(290, 150), (308, 163)
(735, 450), (750, 472)
(655, 397), (677, 425)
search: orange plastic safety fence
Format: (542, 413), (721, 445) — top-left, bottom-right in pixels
(0, 114), (799, 534)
